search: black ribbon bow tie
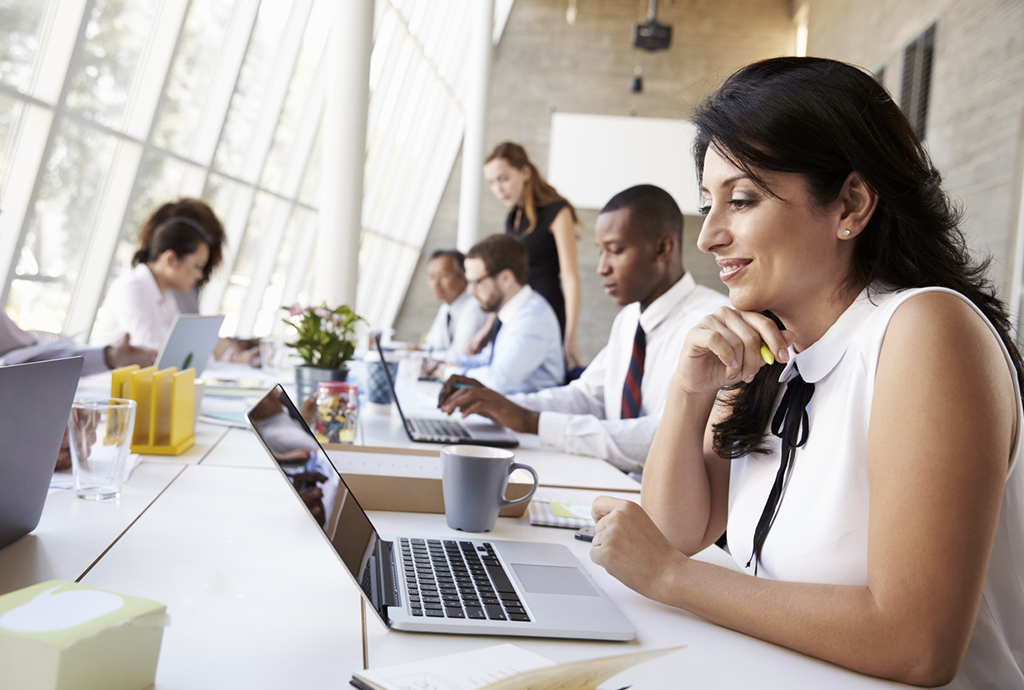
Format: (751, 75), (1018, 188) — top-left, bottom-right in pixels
(746, 372), (815, 576)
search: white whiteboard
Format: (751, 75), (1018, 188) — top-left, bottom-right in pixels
(548, 113), (701, 214)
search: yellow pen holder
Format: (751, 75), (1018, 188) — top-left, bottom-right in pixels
(111, 365), (196, 455)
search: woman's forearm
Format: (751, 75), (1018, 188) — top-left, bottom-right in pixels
(651, 557), (963, 687)
(641, 380), (723, 554)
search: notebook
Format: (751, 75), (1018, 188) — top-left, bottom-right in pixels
(246, 385), (635, 641)
(374, 335), (519, 448)
(0, 357), (83, 549)
(155, 314), (225, 377)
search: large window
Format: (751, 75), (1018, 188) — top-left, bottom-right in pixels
(0, 0), (509, 340)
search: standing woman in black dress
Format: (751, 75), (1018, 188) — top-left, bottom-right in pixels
(481, 142), (582, 371)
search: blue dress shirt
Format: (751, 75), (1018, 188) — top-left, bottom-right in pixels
(458, 286), (564, 394)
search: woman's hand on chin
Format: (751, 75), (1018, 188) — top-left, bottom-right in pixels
(589, 496), (688, 600)
(675, 307), (793, 396)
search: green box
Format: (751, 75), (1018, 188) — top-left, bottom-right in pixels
(0, 580), (167, 690)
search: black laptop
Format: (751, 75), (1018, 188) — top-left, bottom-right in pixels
(374, 335), (518, 448)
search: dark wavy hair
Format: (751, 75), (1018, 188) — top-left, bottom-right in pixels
(693, 57), (1024, 459)
(135, 198), (224, 288)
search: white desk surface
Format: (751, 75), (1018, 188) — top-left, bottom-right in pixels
(1, 377), (909, 689)
(198, 426), (276, 469)
(0, 461), (184, 595)
(364, 486), (912, 690)
(1, 419), (228, 596)
(79, 463), (365, 690)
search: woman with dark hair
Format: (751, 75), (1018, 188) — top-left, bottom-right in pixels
(91, 215), (213, 350)
(589, 57), (1023, 688)
(482, 142), (582, 370)
(136, 198), (226, 313)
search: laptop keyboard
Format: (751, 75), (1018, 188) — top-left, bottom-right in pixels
(408, 417), (472, 442)
(399, 538), (530, 622)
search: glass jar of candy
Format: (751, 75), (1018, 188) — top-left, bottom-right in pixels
(312, 381), (359, 444)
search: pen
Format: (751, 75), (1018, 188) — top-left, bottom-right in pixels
(451, 382), (473, 390)
(760, 342), (775, 366)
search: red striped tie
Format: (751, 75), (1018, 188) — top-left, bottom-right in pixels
(621, 324), (646, 419)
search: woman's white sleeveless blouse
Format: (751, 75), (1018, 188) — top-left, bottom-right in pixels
(727, 287), (1024, 689)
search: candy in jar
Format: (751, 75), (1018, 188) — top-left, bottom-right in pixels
(312, 381), (358, 444)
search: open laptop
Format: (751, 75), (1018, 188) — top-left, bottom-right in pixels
(155, 314), (225, 377)
(374, 335), (519, 448)
(0, 357), (83, 549)
(246, 385), (635, 641)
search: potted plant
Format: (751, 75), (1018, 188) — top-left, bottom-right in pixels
(283, 302), (362, 402)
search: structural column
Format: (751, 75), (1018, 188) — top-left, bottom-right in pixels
(318, 0), (373, 306)
(456, 0), (494, 252)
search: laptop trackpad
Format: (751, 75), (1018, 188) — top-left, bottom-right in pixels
(511, 564), (600, 596)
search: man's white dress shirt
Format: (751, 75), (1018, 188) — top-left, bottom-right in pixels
(509, 273), (729, 474)
(91, 263), (179, 351)
(458, 286), (564, 395)
(1, 310), (108, 375)
(424, 290), (488, 362)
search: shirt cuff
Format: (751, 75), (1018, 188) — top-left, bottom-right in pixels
(81, 346), (111, 376)
(536, 411), (570, 452)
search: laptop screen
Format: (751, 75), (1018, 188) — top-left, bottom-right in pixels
(372, 334), (413, 432)
(247, 385), (391, 614)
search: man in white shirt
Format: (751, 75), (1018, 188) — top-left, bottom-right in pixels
(422, 249), (488, 361)
(438, 185), (729, 474)
(446, 235), (564, 394)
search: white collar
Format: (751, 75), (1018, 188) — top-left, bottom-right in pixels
(497, 284), (532, 323)
(639, 272), (697, 333)
(778, 286), (878, 385)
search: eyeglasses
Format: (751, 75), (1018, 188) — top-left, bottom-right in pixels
(466, 273), (493, 288)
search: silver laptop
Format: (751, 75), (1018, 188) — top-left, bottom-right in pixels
(374, 335), (519, 448)
(156, 314), (225, 377)
(246, 385), (635, 641)
(0, 357), (83, 549)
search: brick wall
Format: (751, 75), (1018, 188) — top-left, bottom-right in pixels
(393, 0), (795, 362)
(800, 0), (1024, 303)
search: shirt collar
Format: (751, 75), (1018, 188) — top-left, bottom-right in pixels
(778, 286), (877, 384)
(639, 272), (696, 333)
(498, 284), (532, 323)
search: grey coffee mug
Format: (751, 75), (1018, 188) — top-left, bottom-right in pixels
(441, 445), (539, 532)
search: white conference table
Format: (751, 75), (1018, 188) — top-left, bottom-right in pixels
(0, 421), (229, 596)
(363, 487), (912, 690)
(1, 373), (912, 689)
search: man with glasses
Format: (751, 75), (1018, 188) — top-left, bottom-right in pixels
(434, 234), (564, 395)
